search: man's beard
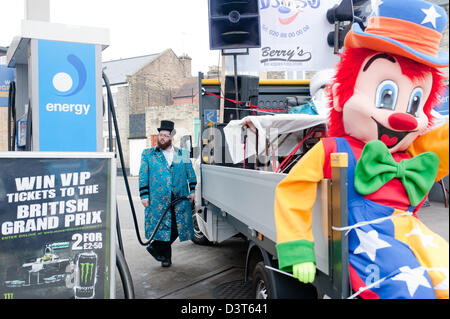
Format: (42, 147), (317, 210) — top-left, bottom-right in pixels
(157, 139), (172, 150)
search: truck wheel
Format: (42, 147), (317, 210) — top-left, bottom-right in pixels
(191, 210), (211, 245)
(252, 261), (272, 299)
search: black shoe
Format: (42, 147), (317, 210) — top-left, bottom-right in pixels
(146, 244), (164, 262)
(161, 258), (172, 267)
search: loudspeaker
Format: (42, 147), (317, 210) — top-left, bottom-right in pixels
(224, 75), (259, 123)
(208, 0), (261, 50)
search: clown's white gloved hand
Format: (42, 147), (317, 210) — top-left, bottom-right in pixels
(292, 262), (316, 283)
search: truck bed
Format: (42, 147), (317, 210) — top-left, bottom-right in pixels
(201, 164), (330, 275)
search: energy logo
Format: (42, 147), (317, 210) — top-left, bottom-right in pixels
(38, 40), (97, 151)
(52, 54), (87, 97)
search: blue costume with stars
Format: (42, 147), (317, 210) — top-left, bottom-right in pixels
(337, 137), (438, 299)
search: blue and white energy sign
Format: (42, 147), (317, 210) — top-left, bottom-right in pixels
(38, 40), (97, 151)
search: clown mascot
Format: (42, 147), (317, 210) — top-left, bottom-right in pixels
(274, 0), (449, 299)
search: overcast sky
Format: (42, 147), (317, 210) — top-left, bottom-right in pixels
(0, 0), (220, 76)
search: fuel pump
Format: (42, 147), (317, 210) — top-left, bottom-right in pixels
(2, 0), (134, 299)
(6, 23), (108, 152)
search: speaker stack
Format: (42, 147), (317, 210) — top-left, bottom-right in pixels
(208, 0), (261, 50)
(224, 75), (259, 123)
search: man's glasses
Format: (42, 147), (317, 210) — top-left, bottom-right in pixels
(159, 134), (171, 139)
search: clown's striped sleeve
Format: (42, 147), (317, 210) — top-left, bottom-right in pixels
(407, 121), (449, 181)
(274, 141), (326, 273)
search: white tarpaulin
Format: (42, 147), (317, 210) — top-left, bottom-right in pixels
(223, 113), (327, 164)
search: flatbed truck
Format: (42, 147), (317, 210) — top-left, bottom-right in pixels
(189, 76), (351, 299)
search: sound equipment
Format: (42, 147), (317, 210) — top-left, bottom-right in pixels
(326, 0), (354, 52)
(208, 0), (261, 50)
(203, 123), (255, 168)
(224, 75), (259, 123)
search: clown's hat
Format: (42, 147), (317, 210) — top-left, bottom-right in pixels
(345, 0), (448, 68)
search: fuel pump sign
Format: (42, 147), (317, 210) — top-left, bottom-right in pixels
(0, 65), (15, 107)
(0, 152), (116, 299)
(34, 39), (102, 152)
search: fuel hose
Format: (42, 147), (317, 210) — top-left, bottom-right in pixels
(102, 71), (190, 299)
(7, 81), (16, 151)
(102, 71), (189, 247)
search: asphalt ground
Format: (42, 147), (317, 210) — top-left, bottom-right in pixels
(114, 176), (248, 299)
(113, 176), (449, 299)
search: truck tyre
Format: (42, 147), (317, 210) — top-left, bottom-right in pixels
(252, 261), (272, 299)
(191, 210), (211, 245)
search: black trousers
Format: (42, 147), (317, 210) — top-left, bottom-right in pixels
(150, 198), (178, 260)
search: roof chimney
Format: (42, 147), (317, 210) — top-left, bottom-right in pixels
(179, 54), (192, 77)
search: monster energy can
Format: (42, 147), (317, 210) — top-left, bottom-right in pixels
(74, 251), (98, 299)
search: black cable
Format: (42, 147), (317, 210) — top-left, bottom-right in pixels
(107, 94), (113, 157)
(233, 54), (239, 120)
(103, 77), (125, 255)
(7, 84), (12, 151)
(146, 196), (190, 244)
(7, 81), (16, 151)
(12, 82), (16, 151)
(103, 71), (143, 246)
(103, 70), (190, 301)
(115, 248), (135, 299)
(103, 71), (135, 299)
(115, 203), (124, 254)
(25, 100), (32, 151)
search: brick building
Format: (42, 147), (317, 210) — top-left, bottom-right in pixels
(102, 49), (198, 175)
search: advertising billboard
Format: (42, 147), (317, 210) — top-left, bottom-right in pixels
(0, 152), (116, 299)
(226, 0), (341, 72)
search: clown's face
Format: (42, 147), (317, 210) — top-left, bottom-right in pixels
(336, 53), (433, 153)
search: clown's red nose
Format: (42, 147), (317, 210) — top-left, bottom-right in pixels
(388, 113), (418, 131)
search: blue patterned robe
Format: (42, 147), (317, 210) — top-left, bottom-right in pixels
(139, 147), (197, 242)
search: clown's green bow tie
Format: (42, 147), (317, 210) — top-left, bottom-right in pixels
(354, 140), (439, 206)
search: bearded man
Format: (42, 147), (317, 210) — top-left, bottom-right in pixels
(139, 120), (197, 267)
